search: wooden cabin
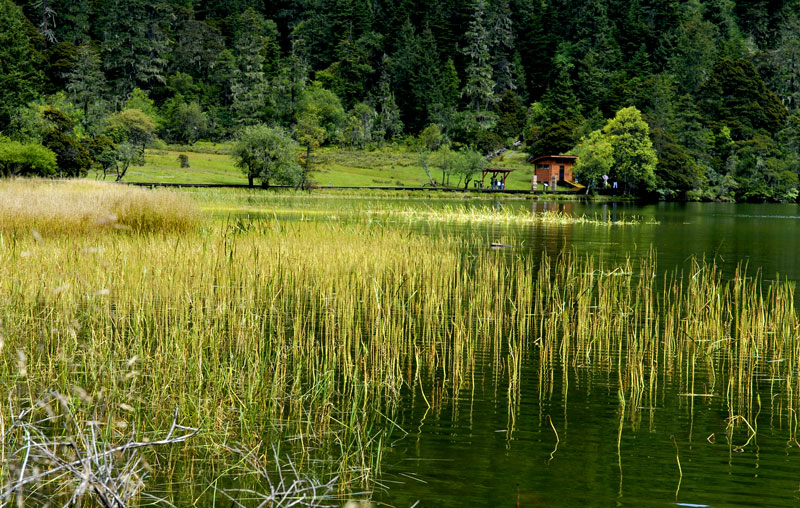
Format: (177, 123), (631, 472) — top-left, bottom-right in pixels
(531, 155), (577, 183)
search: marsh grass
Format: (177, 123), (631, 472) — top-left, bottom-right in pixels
(0, 179), (199, 235)
(368, 205), (645, 225)
(0, 200), (796, 501)
(190, 189), (644, 226)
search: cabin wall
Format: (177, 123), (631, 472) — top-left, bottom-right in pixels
(534, 159), (574, 183)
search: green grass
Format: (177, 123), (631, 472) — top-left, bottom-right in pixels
(123, 148), (243, 184)
(115, 143), (575, 192)
(311, 146), (430, 187)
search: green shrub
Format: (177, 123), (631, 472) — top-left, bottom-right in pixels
(0, 141), (58, 177)
(43, 130), (92, 177)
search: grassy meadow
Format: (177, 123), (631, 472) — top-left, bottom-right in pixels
(1, 181), (798, 505)
(118, 144), (570, 191)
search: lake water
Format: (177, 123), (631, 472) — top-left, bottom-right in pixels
(361, 199), (800, 507)
(204, 197), (800, 507)
(403, 199), (800, 281)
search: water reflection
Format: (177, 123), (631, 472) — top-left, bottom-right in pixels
(221, 197), (800, 280)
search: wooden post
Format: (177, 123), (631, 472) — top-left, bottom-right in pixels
(550, 175), (558, 192)
(532, 174), (537, 193)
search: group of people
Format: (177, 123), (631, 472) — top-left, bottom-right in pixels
(490, 177), (505, 190)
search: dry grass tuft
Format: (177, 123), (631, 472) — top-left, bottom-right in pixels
(0, 179), (199, 234)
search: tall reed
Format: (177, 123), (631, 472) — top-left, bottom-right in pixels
(0, 205), (797, 500)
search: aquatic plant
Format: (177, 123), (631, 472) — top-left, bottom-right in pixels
(0, 197), (796, 502)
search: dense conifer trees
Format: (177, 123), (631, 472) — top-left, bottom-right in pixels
(5, 0), (800, 199)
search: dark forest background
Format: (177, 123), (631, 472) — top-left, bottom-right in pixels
(3, 0), (800, 199)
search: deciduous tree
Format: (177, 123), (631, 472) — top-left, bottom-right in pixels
(233, 124), (302, 188)
(603, 106), (658, 194)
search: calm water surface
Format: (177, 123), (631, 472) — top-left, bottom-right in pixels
(374, 200), (800, 507)
(409, 199), (800, 281)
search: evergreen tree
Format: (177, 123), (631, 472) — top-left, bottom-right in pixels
(511, 51), (528, 102)
(495, 90), (526, 139)
(0, 0), (43, 131)
(44, 42), (77, 95)
(373, 68), (403, 145)
(541, 45), (581, 119)
(487, 0), (515, 94)
(770, 11), (800, 112)
(97, 0), (172, 96)
(229, 9), (276, 125)
(30, 0), (58, 45)
(699, 58), (788, 139)
(273, 35), (310, 126)
(40, 107), (92, 177)
(320, 30), (381, 110)
(409, 27), (442, 130)
(650, 128), (705, 199)
(57, 0), (92, 45)
(389, 20), (421, 131)
(462, 0), (495, 118)
(515, 0), (557, 99)
(171, 19), (226, 78)
(429, 57), (460, 134)
(65, 44), (109, 131)
(667, 0), (719, 95)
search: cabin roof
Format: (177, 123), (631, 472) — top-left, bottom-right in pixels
(531, 155), (578, 164)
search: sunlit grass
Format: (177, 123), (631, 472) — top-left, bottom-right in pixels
(0, 179), (199, 234)
(122, 148), (242, 184)
(119, 145), (555, 191)
(188, 188), (647, 225)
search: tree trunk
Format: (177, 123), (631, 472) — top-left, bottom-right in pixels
(116, 162), (130, 182)
(299, 144), (312, 189)
(419, 151), (436, 186)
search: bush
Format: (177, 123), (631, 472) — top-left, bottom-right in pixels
(0, 141), (57, 177)
(471, 130), (504, 154)
(42, 130), (92, 177)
